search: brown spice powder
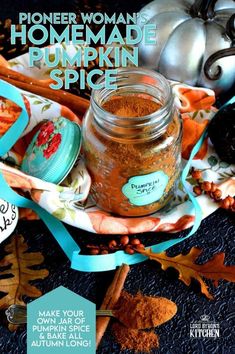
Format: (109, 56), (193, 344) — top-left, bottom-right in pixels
(114, 291), (177, 329)
(111, 291), (177, 353)
(112, 323), (159, 353)
(102, 95), (161, 117)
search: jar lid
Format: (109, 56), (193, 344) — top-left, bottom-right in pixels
(21, 117), (81, 184)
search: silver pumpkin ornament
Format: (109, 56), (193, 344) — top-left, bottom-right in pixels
(138, 0), (235, 95)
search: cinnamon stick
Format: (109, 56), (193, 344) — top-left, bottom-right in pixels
(0, 67), (89, 117)
(0, 66), (50, 88)
(96, 264), (130, 349)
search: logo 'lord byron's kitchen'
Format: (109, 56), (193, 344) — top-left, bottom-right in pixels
(190, 315), (220, 338)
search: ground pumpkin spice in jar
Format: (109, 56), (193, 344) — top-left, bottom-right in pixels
(82, 68), (182, 216)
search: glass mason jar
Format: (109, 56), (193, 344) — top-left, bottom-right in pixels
(82, 68), (182, 217)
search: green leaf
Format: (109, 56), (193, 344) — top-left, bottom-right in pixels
(49, 53), (56, 62)
(192, 111), (198, 119)
(25, 94), (37, 99)
(63, 174), (73, 187)
(71, 179), (79, 190)
(9, 60), (23, 67)
(34, 60), (42, 69)
(218, 171), (234, 179)
(67, 208), (76, 221)
(45, 68), (53, 75)
(177, 181), (184, 192)
(56, 185), (64, 192)
(52, 208), (66, 220)
(5, 156), (17, 166)
(41, 104), (51, 113)
(123, 44), (132, 52)
(186, 177), (197, 186)
(223, 172), (234, 177)
(219, 161), (230, 169)
(207, 155), (218, 167)
(33, 100), (43, 105)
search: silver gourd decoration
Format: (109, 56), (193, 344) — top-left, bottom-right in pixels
(138, 0), (235, 95)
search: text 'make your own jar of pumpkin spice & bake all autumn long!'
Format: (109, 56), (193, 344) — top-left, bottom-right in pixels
(82, 68), (182, 217)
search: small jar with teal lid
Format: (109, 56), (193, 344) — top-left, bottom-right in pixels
(21, 117), (81, 184)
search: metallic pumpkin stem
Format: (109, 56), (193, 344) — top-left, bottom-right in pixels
(204, 48), (235, 80)
(226, 14), (235, 44)
(204, 13), (235, 80)
(191, 0), (217, 20)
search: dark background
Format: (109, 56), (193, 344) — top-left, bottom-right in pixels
(0, 1), (235, 353)
(0, 210), (234, 354)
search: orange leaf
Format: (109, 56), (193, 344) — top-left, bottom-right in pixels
(139, 247), (235, 299)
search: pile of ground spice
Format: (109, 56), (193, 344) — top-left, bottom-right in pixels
(111, 291), (177, 353)
(113, 291), (177, 329)
(112, 323), (159, 353)
(102, 95), (161, 117)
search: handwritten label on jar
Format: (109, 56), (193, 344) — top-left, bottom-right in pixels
(0, 199), (18, 243)
(122, 171), (169, 206)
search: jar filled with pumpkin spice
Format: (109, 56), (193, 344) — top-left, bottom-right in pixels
(82, 68), (182, 216)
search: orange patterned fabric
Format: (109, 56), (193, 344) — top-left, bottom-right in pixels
(182, 118), (209, 160)
(0, 96), (31, 135)
(0, 74), (216, 221)
(176, 87), (215, 113)
(87, 211), (160, 234)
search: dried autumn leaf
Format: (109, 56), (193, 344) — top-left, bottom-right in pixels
(139, 247), (235, 299)
(0, 234), (49, 309)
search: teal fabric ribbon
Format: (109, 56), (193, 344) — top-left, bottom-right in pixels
(222, 96), (235, 107)
(0, 80), (206, 272)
